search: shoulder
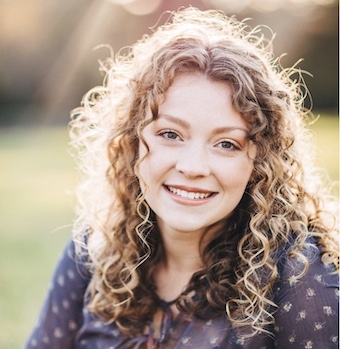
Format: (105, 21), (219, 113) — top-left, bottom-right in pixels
(272, 237), (339, 348)
(273, 235), (339, 298)
(53, 235), (92, 285)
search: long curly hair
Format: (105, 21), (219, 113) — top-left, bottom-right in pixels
(69, 7), (338, 338)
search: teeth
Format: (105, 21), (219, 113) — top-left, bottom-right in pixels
(167, 186), (211, 199)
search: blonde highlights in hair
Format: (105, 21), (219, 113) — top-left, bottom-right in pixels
(69, 7), (338, 338)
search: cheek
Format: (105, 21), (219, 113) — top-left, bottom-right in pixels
(138, 138), (148, 162)
(137, 141), (151, 190)
(219, 158), (254, 190)
(241, 161), (254, 187)
(142, 140), (177, 171)
(137, 149), (165, 188)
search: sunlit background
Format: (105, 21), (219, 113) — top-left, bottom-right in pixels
(0, 0), (338, 125)
(0, 0), (338, 348)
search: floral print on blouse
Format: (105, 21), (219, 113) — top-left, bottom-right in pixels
(24, 238), (339, 349)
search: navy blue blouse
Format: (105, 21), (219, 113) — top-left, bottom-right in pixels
(24, 238), (339, 348)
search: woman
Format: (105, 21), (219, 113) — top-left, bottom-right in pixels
(25, 7), (339, 349)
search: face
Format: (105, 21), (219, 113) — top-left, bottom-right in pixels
(138, 73), (256, 238)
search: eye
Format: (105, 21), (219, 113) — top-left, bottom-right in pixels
(217, 140), (239, 151)
(158, 130), (181, 141)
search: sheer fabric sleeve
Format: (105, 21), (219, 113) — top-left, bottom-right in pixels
(23, 238), (91, 349)
(273, 242), (339, 349)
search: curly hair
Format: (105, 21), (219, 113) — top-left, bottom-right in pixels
(69, 7), (338, 338)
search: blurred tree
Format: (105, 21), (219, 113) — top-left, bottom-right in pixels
(298, 2), (338, 112)
(0, 0), (337, 126)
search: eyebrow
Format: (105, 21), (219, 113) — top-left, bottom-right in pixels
(158, 113), (189, 128)
(158, 113), (249, 135)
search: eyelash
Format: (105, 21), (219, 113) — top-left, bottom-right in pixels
(158, 130), (181, 141)
(216, 140), (240, 151)
(157, 130), (240, 151)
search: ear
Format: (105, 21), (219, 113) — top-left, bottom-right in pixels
(247, 140), (257, 160)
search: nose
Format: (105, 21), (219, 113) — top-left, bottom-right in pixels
(175, 143), (211, 178)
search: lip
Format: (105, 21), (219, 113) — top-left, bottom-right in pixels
(165, 184), (215, 193)
(163, 184), (217, 204)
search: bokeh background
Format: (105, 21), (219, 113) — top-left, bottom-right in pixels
(0, 0), (338, 348)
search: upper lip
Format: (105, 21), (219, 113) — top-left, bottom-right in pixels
(165, 184), (216, 194)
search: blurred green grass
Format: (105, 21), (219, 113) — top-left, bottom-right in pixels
(0, 127), (76, 349)
(309, 114), (339, 185)
(0, 115), (338, 348)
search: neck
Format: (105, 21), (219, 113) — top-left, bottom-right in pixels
(158, 227), (204, 274)
(152, 223), (204, 303)
(153, 220), (225, 303)
(156, 219), (226, 272)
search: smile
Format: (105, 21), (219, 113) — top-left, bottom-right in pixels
(166, 185), (215, 200)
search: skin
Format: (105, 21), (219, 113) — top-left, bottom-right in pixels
(138, 72), (256, 304)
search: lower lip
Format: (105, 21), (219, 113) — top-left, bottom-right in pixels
(163, 186), (217, 206)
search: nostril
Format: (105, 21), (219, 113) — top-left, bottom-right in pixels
(175, 151), (210, 177)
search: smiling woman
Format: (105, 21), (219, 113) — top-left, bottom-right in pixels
(139, 73), (255, 238)
(24, 7), (338, 349)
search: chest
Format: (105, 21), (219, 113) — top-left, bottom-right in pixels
(74, 310), (273, 349)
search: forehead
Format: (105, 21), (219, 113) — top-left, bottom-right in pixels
(155, 73), (249, 130)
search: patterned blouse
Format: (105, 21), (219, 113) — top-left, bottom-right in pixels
(24, 238), (339, 349)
